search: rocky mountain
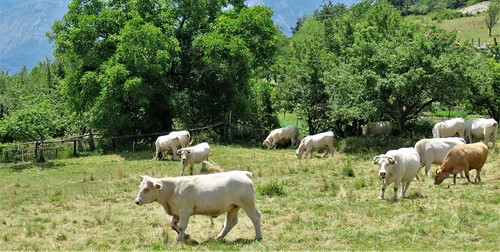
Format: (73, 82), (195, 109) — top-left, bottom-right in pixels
(0, 0), (360, 74)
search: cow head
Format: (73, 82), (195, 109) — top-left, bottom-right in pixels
(135, 176), (162, 206)
(177, 148), (192, 163)
(263, 139), (272, 149)
(361, 125), (368, 135)
(434, 168), (448, 185)
(372, 155), (396, 179)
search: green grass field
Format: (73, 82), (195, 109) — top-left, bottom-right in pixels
(406, 12), (499, 45)
(1, 138), (498, 250)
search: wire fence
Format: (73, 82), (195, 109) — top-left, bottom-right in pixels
(0, 120), (230, 163)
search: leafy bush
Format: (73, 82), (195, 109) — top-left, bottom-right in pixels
(257, 181), (285, 197)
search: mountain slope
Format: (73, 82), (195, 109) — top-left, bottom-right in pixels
(0, 0), (360, 74)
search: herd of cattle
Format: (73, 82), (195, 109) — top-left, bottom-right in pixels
(135, 117), (497, 242)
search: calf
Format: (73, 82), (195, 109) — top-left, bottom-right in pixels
(134, 171), (262, 242)
(177, 142), (210, 176)
(414, 137), (466, 176)
(263, 125), (299, 149)
(155, 130), (191, 161)
(434, 142), (488, 185)
(372, 147), (420, 200)
(296, 131), (335, 160)
(432, 118), (465, 138)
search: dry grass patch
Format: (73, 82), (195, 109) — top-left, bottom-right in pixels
(0, 140), (499, 250)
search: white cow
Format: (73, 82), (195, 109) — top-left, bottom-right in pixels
(155, 130), (191, 161)
(465, 118), (498, 149)
(134, 171), (262, 242)
(372, 147), (420, 200)
(432, 118), (465, 138)
(177, 142), (210, 176)
(296, 131), (335, 160)
(361, 121), (393, 136)
(414, 137), (466, 176)
(263, 125), (299, 149)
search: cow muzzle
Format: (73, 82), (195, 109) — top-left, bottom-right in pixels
(379, 172), (386, 179)
(135, 199), (142, 206)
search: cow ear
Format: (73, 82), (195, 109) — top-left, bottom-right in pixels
(177, 150), (182, 154)
(389, 158), (397, 165)
(152, 181), (162, 190)
(187, 149), (192, 154)
(372, 156), (380, 165)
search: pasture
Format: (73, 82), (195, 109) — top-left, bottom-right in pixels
(0, 139), (499, 250)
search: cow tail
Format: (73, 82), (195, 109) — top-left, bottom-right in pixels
(492, 121), (498, 143)
(187, 132), (193, 146)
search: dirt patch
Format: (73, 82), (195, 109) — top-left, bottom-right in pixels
(460, 1), (490, 15)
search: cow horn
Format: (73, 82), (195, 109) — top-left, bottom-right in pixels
(372, 155), (380, 164)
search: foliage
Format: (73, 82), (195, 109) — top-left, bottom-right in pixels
(48, 0), (278, 138)
(466, 57), (500, 121)
(276, 0), (479, 135)
(484, 1), (500, 36)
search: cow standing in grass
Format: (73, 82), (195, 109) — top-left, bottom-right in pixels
(372, 147), (420, 200)
(177, 142), (210, 176)
(296, 131), (335, 160)
(134, 171), (262, 242)
(434, 142), (488, 185)
(155, 130), (191, 161)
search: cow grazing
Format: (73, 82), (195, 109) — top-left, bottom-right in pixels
(414, 137), (466, 176)
(432, 118), (465, 138)
(155, 130), (191, 161)
(263, 125), (299, 149)
(372, 147), (420, 200)
(134, 171), (262, 242)
(434, 142), (488, 185)
(465, 118), (498, 149)
(296, 131), (335, 160)
(361, 121), (393, 136)
(177, 142), (210, 176)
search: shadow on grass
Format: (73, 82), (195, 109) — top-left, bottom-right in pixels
(4, 161), (64, 172)
(184, 237), (260, 246)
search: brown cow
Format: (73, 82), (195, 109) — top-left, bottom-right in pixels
(434, 142), (488, 185)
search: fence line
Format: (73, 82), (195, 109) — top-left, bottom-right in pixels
(0, 120), (229, 163)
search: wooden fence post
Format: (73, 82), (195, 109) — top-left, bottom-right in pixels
(73, 140), (77, 156)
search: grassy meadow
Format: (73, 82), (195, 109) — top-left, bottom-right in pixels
(406, 12), (499, 45)
(1, 137), (499, 250)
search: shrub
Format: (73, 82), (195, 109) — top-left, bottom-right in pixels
(257, 181), (285, 196)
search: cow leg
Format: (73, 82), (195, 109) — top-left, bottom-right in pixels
(424, 162), (431, 176)
(189, 164), (194, 175)
(464, 169), (472, 184)
(402, 181), (411, 198)
(172, 147), (178, 161)
(393, 180), (401, 200)
(180, 164), (186, 176)
(379, 181), (386, 200)
(217, 206), (240, 240)
(242, 207), (263, 240)
(453, 173), (458, 185)
(176, 214), (191, 242)
(475, 170), (481, 183)
(170, 216), (180, 234)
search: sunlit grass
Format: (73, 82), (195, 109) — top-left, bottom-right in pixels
(0, 138), (499, 250)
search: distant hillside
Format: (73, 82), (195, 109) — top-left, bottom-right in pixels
(0, 0), (361, 74)
(0, 0), (71, 74)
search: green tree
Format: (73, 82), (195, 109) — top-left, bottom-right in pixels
(485, 1), (500, 37)
(467, 57), (500, 121)
(279, 18), (333, 134)
(49, 0), (278, 138)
